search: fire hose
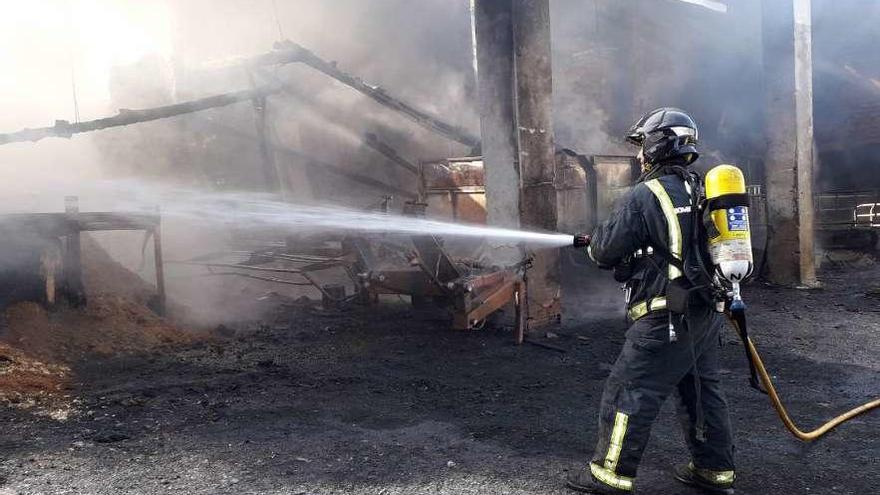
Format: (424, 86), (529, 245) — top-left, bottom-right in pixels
(729, 310), (880, 442)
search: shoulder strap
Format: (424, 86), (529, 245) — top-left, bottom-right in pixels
(644, 178), (684, 280)
(650, 241), (685, 272)
(646, 173), (718, 300)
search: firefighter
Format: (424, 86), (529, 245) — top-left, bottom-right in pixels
(566, 108), (736, 494)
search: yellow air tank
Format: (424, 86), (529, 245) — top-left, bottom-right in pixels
(705, 164), (753, 307)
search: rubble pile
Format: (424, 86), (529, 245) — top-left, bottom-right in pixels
(0, 235), (195, 406)
(0, 342), (68, 405)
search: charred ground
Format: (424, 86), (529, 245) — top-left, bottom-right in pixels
(0, 254), (878, 495)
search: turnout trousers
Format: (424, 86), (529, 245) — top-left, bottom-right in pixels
(588, 305), (735, 491)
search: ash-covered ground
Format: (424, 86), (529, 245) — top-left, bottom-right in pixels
(0, 253), (878, 495)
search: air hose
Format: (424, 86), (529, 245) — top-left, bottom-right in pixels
(728, 312), (880, 442)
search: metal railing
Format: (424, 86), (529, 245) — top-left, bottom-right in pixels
(815, 190), (880, 229)
(854, 203), (880, 227)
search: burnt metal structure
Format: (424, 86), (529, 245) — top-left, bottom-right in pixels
(420, 157), (487, 224)
(0, 197), (165, 312)
(0, 32), (539, 335)
(348, 232), (529, 334)
(178, 229), (528, 336)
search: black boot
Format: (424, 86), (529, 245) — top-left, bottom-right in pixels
(673, 462), (735, 494)
(565, 467), (633, 494)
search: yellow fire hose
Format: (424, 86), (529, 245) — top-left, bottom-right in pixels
(729, 318), (880, 441)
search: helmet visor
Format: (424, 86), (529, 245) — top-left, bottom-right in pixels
(626, 130), (645, 147)
(669, 126), (698, 142)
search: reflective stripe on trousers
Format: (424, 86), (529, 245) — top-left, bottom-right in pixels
(689, 461), (736, 486)
(589, 411), (634, 491)
(590, 462), (634, 492)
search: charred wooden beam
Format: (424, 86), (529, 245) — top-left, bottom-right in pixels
(0, 86), (281, 146)
(251, 95), (283, 193)
(362, 133), (419, 175)
(75, 212), (162, 231)
(240, 40), (480, 149)
(248, 72), (420, 181)
(63, 197), (85, 307)
(151, 224), (166, 315)
(0, 211), (160, 236)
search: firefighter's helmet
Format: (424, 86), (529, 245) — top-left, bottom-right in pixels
(626, 108), (699, 166)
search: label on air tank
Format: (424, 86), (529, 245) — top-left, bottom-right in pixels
(727, 206), (749, 231)
(710, 239), (754, 263)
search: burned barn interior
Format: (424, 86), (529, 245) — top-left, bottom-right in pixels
(0, 1), (879, 494)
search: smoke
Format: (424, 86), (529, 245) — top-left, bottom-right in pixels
(2, 0), (880, 322)
(550, 0), (768, 178)
(812, 0), (880, 191)
(551, 0), (880, 192)
(0, 0), (481, 324)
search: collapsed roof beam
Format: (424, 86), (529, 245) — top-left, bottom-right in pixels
(238, 40), (480, 149)
(252, 69), (420, 178)
(0, 85), (416, 200)
(362, 133), (419, 176)
(0, 86), (281, 146)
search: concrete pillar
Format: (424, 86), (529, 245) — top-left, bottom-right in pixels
(474, 0), (561, 328)
(474, 0), (519, 233)
(761, 0), (817, 286)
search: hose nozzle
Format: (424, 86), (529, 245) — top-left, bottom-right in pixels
(573, 233), (591, 248)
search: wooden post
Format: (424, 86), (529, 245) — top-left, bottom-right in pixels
(40, 242), (62, 307)
(63, 196), (86, 306)
(152, 220), (167, 315)
(514, 279), (527, 345)
(252, 95), (283, 194)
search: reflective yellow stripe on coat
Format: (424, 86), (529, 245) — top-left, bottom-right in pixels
(644, 179), (683, 280)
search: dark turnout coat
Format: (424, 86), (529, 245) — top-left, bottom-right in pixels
(582, 166), (735, 492)
(588, 170), (699, 321)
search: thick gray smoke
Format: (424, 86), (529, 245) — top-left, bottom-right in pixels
(2, 0), (878, 323)
(551, 0), (880, 192)
(812, 0), (880, 191)
(551, 0), (766, 179)
(0, 0), (483, 325)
